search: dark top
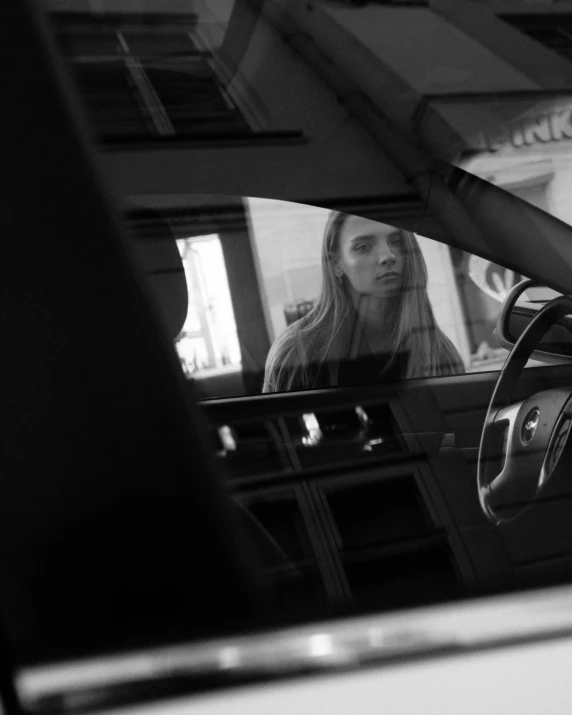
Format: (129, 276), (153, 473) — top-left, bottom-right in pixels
(286, 352), (409, 392)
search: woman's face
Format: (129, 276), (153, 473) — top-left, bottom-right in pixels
(334, 216), (405, 299)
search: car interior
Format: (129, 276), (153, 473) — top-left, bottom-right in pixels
(5, 1), (572, 714)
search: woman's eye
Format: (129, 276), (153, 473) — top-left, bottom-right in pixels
(389, 235), (403, 247)
(353, 243), (371, 253)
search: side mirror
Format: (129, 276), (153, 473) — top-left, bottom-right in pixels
(495, 279), (572, 364)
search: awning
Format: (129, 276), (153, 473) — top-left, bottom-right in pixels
(417, 92), (572, 158)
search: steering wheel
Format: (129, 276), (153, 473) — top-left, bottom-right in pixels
(478, 294), (572, 525)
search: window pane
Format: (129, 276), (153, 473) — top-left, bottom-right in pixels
(56, 26), (120, 58)
(71, 63), (153, 138)
(176, 235), (242, 377)
(146, 62), (251, 135)
(121, 29), (199, 57)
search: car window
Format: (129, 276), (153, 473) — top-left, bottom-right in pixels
(127, 197), (561, 399)
(45, 5), (572, 400)
(19, 2), (572, 699)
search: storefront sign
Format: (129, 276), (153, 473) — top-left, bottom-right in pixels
(480, 108), (572, 152)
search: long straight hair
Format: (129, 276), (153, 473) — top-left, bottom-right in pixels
(263, 211), (464, 392)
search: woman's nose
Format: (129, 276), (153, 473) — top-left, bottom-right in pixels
(378, 249), (396, 265)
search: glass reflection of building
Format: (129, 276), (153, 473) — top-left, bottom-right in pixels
(52, 6), (254, 141)
(47, 0), (572, 377)
(45, 0), (572, 615)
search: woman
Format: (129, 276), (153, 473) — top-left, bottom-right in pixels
(263, 211), (464, 393)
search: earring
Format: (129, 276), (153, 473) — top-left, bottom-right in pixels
(335, 270), (344, 284)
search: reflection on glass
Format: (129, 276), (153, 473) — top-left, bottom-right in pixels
(48, 3), (248, 141)
(456, 92), (572, 366)
(302, 413), (322, 447)
(146, 195), (551, 397)
(450, 248), (521, 371)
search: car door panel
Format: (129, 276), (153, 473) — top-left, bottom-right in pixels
(204, 358), (572, 614)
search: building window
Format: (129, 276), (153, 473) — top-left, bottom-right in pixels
(52, 13), (252, 141)
(501, 13), (572, 63)
(176, 234), (243, 378)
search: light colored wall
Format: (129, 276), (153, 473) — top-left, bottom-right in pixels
(247, 198), (327, 342)
(541, 150), (572, 228)
(418, 236), (472, 366)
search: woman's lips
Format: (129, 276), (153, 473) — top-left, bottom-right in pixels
(376, 272), (400, 281)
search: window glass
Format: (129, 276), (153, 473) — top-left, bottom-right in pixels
(22, 0), (572, 675)
(129, 197), (560, 399)
(246, 199), (511, 389)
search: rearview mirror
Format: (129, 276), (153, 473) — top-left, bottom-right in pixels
(495, 279), (572, 362)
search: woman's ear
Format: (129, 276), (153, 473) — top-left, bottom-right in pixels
(330, 256), (343, 278)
